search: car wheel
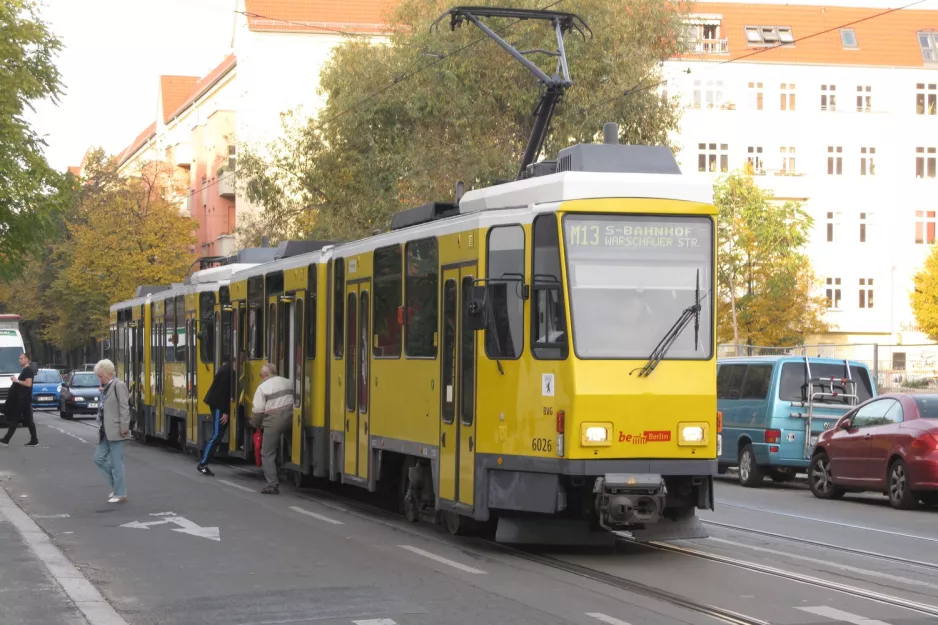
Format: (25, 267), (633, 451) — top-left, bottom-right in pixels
(738, 444), (764, 487)
(888, 459), (918, 510)
(808, 452), (844, 500)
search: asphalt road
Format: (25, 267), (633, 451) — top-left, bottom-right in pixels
(0, 410), (935, 625)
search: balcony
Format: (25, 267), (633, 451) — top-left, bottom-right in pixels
(687, 38), (729, 55)
(173, 142), (193, 169)
(218, 166), (236, 199)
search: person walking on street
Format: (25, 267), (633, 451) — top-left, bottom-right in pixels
(251, 363), (293, 494)
(0, 352), (38, 447)
(93, 359), (131, 503)
(197, 358), (233, 476)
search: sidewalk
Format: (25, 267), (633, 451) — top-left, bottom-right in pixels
(0, 511), (87, 625)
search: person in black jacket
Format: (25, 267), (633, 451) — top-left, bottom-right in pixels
(197, 359), (233, 476)
(1, 352), (38, 447)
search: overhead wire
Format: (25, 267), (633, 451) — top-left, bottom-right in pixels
(580, 0), (933, 114)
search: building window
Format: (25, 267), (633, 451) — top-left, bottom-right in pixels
(746, 146), (764, 174)
(856, 85), (871, 112)
(780, 83), (796, 110)
(916, 147), (937, 178)
(860, 147), (875, 176)
(745, 25), (794, 45)
(859, 212), (872, 243)
(780, 146), (796, 175)
(916, 210), (937, 244)
(841, 28), (858, 48)
(748, 81), (763, 110)
(825, 212), (842, 242)
(827, 146), (843, 175)
(698, 143), (729, 173)
(917, 83), (937, 115)
(227, 145), (236, 170)
(826, 278), (842, 309)
(919, 32), (938, 62)
(692, 79), (724, 109)
(859, 278), (874, 309)
(821, 84), (837, 111)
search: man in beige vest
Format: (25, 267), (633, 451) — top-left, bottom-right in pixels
(251, 363), (293, 494)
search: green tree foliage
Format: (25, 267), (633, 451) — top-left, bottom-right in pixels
(910, 246), (938, 341)
(237, 0), (687, 242)
(716, 171), (829, 348)
(0, 0), (69, 279)
(0, 149), (197, 347)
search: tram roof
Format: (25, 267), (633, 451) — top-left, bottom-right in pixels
(227, 248), (332, 284)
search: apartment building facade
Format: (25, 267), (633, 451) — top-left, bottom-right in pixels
(664, 1), (938, 348)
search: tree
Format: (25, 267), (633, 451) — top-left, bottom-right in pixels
(0, 0), (69, 279)
(716, 171), (828, 349)
(238, 0), (687, 242)
(910, 247), (938, 341)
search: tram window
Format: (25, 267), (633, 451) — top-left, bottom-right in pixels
(345, 291), (357, 412)
(532, 214), (567, 360)
(306, 265), (317, 359)
(267, 302), (277, 363)
(175, 296), (185, 362)
(460, 275), (475, 426)
(405, 238), (438, 358)
(485, 225), (524, 360)
(740, 365), (772, 400)
(716, 365), (747, 399)
(359, 292), (370, 413)
(373, 245), (402, 358)
(441, 279), (457, 424)
(334, 260), (345, 359)
(150, 304), (156, 369)
(165, 301), (175, 363)
(221, 309), (232, 364)
(247, 305), (261, 359)
(199, 292), (214, 365)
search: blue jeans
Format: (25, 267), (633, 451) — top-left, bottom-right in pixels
(94, 438), (127, 497)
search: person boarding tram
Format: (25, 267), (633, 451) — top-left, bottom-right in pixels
(251, 363), (293, 494)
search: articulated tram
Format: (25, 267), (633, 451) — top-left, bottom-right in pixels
(107, 7), (720, 543)
(108, 125), (720, 542)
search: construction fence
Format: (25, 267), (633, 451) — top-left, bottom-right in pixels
(717, 343), (938, 392)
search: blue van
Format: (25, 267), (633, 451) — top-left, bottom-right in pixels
(717, 356), (877, 486)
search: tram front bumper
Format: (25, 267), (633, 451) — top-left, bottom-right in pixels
(593, 473), (667, 530)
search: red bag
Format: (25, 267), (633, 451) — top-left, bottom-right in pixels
(253, 430), (263, 467)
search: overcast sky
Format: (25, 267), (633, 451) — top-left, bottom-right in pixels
(26, 0), (937, 172)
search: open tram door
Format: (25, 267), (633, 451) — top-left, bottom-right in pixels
(229, 301), (247, 458)
(343, 277), (371, 483)
(288, 290), (306, 474)
(274, 292), (297, 466)
(185, 305), (199, 446)
(439, 264), (478, 518)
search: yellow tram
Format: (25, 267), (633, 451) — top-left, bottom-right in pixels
(107, 6), (720, 543)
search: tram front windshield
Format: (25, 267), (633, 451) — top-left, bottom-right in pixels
(562, 213), (713, 360)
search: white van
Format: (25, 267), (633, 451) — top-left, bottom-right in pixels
(0, 315), (26, 403)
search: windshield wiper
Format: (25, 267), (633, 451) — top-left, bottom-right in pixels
(634, 270), (704, 378)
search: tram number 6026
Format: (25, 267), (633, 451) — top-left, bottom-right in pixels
(531, 437), (553, 452)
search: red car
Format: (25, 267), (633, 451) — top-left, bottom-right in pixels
(809, 393), (938, 509)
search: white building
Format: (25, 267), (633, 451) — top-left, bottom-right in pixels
(663, 0), (938, 353)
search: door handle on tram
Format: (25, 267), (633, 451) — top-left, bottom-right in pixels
(469, 436), (474, 452)
(441, 432), (446, 447)
(345, 419), (350, 432)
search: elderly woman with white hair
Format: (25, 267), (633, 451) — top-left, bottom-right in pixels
(93, 359), (131, 503)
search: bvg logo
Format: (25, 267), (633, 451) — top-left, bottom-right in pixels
(618, 430), (672, 444)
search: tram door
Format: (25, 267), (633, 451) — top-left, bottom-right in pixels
(343, 280), (371, 480)
(229, 302), (244, 455)
(290, 292), (306, 467)
(185, 313), (199, 444)
(439, 265), (477, 506)
(277, 295), (293, 463)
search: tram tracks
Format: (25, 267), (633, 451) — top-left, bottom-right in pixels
(700, 519), (938, 572)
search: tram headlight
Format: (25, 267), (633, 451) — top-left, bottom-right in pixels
(585, 427), (607, 443)
(681, 426), (704, 442)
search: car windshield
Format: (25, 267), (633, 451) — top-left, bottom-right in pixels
(912, 396), (938, 419)
(35, 370), (62, 383)
(0, 347), (23, 374)
(562, 213), (713, 359)
(71, 373), (99, 388)
(778, 362), (874, 404)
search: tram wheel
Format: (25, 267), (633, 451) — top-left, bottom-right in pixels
(401, 460), (419, 523)
(443, 510), (465, 536)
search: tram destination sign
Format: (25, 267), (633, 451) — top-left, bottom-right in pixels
(565, 216), (711, 255)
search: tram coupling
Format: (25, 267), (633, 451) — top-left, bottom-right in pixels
(593, 473), (667, 531)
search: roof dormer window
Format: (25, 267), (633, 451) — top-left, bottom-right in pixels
(840, 28), (858, 48)
(745, 25), (795, 46)
(920, 31), (938, 62)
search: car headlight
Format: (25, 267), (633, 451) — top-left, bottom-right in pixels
(682, 426), (704, 442)
(585, 427), (607, 443)
(56, 385), (62, 392)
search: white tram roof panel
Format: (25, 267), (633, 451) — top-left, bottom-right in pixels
(189, 263), (257, 285)
(228, 249), (329, 284)
(458, 171), (714, 214)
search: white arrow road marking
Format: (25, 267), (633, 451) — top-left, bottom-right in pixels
(797, 607), (892, 625)
(397, 545), (486, 574)
(121, 512), (220, 541)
